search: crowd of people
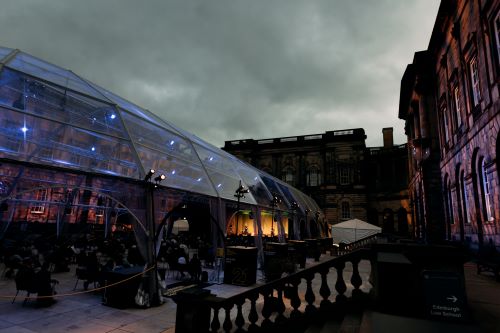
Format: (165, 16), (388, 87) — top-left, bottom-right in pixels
(0, 232), (215, 307)
(158, 235), (212, 282)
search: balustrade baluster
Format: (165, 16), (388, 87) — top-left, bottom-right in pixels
(247, 293), (260, 333)
(289, 278), (302, 319)
(234, 298), (246, 333)
(223, 305), (233, 333)
(211, 306), (221, 333)
(334, 261), (347, 305)
(319, 267), (331, 311)
(350, 258), (363, 300)
(260, 289), (274, 331)
(275, 287), (287, 325)
(304, 272), (316, 315)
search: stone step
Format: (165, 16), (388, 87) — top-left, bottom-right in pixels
(303, 313), (362, 333)
(358, 311), (481, 333)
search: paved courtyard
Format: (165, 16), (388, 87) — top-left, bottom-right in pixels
(0, 256), (498, 333)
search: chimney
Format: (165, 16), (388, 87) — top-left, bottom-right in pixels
(382, 127), (394, 148)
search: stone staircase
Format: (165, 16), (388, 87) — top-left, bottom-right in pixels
(304, 312), (362, 333)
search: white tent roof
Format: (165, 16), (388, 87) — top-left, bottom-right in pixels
(332, 219), (381, 231)
(331, 219), (381, 244)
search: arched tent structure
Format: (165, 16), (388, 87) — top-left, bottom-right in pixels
(0, 46), (325, 267)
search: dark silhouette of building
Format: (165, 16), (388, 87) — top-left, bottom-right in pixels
(365, 128), (410, 235)
(399, 0), (499, 248)
(223, 128), (410, 232)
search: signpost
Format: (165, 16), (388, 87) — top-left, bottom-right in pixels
(422, 270), (468, 321)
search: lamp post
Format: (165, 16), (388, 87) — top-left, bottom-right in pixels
(304, 208), (311, 238)
(315, 211), (321, 237)
(290, 201), (299, 239)
(234, 180), (249, 237)
(144, 168), (165, 306)
(270, 192), (282, 238)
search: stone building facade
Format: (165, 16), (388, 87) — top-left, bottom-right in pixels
(365, 128), (410, 235)
(223, 128), (410, 232)
(400, 0), (500, 248)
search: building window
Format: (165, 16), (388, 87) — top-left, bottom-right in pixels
(480, 159), (494, 222)
(341, 201), (351, 220)
(461, 172), (470, 224)
(494, 11), (500, 67)
(282, 167), (295, 185)
(64, 190), (74, 215)
(339, 166), (350, 185)
(441, 105), (450, 144)
(307, 167), (321, 186)
(31, 188), (48, 214)
(447, 179), (454, 225)
(469, 56), (481, 107)
(453, 86), (462, 128)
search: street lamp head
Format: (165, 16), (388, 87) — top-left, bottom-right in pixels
(154, 174), (166, 183)
(410, 137), (431, 165)
(234, 181), (249, 199)
(144, 169), (155, 181)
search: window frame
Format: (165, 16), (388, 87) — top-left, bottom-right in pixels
(461, 171), (471, 224)
(306, 166), (321, 187)
(339, 166), (350, 185)
(31, 188), (48, 214)
(281, 166), (295, 185)
(490, 9), (500, 75)
(480, 159), (494, 222)
(453, 86), (463, 128)
(469, 55), (482, 108)
(341, 201), (351, 220)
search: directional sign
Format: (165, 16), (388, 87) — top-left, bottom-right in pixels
(422, 270), (468, 321)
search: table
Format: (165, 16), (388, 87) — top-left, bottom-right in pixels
(102, 266), (144, 308)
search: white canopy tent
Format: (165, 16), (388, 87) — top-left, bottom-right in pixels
(331, 219), (381, 244)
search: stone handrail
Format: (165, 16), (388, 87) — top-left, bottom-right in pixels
(333, 233), (381, 256)
(175, 248), (374, 333)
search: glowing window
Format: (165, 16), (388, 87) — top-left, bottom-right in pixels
(31, 188), (48, 213)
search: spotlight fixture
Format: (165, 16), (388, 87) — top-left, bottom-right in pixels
(144, 169), (155, 181)
(154, 174), (166, 183)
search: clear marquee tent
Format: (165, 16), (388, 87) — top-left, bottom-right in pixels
(0, 46), (326, 254)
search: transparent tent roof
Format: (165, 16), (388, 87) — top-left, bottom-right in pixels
(0, 47), (321, 214)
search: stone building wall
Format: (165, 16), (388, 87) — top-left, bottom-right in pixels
(400, 0), (500, 247)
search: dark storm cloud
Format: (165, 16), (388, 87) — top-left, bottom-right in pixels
(0, 0), (440, 147)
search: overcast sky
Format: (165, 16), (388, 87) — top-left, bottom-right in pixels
(0, 0), (440, 148)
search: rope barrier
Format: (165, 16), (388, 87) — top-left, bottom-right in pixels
(0, 264), (156, 300)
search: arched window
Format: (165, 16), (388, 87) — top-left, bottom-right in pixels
(447, 178), (454, 225)
(281, 167), (295, 185)
(460, 171), (470, 224)
(341, 201), (351, 220)
(479, 158), (494, 222)
(307, 166), (321, 187)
